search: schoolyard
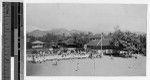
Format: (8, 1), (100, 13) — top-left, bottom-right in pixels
(26, 55), (146, 76)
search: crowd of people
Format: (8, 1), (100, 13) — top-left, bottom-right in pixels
(26, 47), (139, 64)
(27, 48), (104, 63)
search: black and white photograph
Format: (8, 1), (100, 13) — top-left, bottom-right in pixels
(26, 3), (147, 76)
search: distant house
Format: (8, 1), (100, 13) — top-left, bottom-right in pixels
(86, 38), (118, 54)
(31, 40), (44, 49)
(58, 39), (79, 48)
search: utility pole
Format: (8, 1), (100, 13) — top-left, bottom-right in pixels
(101, 33), (104, 57)
(101, 33), (103, 51)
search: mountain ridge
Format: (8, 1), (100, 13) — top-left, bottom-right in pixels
(27, 28), (89, 37)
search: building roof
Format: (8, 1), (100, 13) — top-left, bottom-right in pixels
(31, 40), (44, 44)
(86, 38), (112, 46)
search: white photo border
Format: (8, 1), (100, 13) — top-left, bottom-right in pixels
(24, 0), (150, 80)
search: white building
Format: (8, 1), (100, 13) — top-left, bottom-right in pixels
(31, 40), (44, 49)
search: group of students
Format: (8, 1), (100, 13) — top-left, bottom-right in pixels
(27, 48), (104, 63)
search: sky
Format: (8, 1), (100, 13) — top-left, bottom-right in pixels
(26, 4), (147, 33)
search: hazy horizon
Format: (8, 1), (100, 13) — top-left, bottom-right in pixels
(27, 4), (147, 33)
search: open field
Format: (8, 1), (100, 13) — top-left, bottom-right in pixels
(27, 55), (146, 76)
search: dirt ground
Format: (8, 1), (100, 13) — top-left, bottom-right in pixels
(26, 55), (146, 76)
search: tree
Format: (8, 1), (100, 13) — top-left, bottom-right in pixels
(110, 26), (146, 56)
(70, 32), (92, 47)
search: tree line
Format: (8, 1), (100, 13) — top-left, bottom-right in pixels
(27, 27), (146, 56)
